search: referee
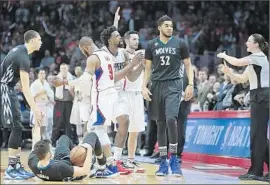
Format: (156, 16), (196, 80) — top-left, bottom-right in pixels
(217, 33), (269, 181)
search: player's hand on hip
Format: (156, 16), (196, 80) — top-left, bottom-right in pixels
(184, 85), (193, 101)
(131, 52), (144, 67)
(142, 86), (152, 101)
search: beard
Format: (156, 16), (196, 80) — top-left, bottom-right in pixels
(161, 30), (172, 38)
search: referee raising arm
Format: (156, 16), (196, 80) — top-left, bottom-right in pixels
(217, 33), (269, 182)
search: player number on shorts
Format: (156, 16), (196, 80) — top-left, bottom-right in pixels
(108, 64), (113, 80)
(160, 56), (170, 66)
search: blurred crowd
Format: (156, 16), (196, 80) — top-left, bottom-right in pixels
(0, 1), (268, 149)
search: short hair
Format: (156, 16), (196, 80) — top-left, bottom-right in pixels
(79, 36), (94, 47)
(100, 26), (118, 47)
(36, 68), (46, 74)
(124, 30), (138, 40)
(33, 139), (51, 160)
(24, 30), (39, 43)
(157, 15), (172, 26)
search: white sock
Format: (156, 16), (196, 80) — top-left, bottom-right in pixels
(106, 156), (114, 166)
(113, 147), (123, 161)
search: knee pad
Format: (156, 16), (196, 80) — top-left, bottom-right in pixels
(8, 128), (22, 149)
(92, 127), (111, 146)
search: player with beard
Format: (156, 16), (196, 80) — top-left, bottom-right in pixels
(142, 15), (194, 176)
(99, 8), (145, 175)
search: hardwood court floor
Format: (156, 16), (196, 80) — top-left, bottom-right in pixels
(0, 150), (268, 184)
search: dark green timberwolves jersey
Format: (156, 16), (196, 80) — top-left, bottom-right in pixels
(145, 36), (189, 81)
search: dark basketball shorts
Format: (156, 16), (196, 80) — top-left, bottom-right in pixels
(148, 79), (183, 121)
(0, 84), (23, 129)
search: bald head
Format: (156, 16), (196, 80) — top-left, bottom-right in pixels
(79, 36), (94, 47)
(79, 36), (97, 57)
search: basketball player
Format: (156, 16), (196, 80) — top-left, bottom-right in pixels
(142, 15), (194, 176)
(28, 132), (112, 181)
(100, 25), (144, 174)
(115, 31), (146, 173)
(0, 30), (43, 180)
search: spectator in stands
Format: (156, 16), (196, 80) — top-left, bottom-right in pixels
(39, 50), (55, 69)
(197, 69), (211, 110)
(204, 81), (220, 111)
(30, 69), (54, 150)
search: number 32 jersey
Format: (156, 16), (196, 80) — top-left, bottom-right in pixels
(92, 50), (116, 92)
(145, 36), (190, 81)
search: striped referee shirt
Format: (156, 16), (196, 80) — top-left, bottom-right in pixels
(245, 52), (269, 90)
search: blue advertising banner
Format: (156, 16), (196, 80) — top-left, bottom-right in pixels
(184, 117), (269, 158)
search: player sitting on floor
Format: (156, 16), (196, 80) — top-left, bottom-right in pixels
(28, 133), (116, 181)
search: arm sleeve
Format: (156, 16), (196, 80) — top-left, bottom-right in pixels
(28, 152), (39, 171)
(19, 54), (31, 73)
(144, 42), (153, 60)
(179, 40), (190, 60)
(59, 163), (74, 179)
(244, 55), (259, 65)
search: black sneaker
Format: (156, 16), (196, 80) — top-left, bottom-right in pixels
(258, 173), (269, 182)
(238, 173), (261, 180)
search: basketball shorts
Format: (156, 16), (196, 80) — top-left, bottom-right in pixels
(125, 91), (145, 133)
(0, 84), (23, 129)
(88, 88), (118, 128)
(112, 90), (129, 120)
(149, 79), (183, 121)
(70, 100), (91, 125)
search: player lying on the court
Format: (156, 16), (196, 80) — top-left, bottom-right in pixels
(28, 132), (116, 181)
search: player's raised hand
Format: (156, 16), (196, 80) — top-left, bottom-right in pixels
(131, 51), (144, 67)
(141, 86), (152, 101)
(113, 7), (121, 28)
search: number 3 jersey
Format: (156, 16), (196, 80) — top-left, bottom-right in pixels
(144, 36), (190, 81)
(92, 50), (116, 93)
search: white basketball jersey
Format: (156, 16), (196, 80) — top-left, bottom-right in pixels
(92, 50), (116, 92)
(102, 46), (126, 91)
(125, 51), (144, 92)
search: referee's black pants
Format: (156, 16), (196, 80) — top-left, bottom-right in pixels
(248, 88), (269, 176)
(51, 101), (78, 147)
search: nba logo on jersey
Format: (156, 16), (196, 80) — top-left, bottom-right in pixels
(105, 56), (110, 61)
(154, 42), (158, 46)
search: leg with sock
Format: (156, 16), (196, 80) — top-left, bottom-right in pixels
(167, 118), (182, 176)
(155, 120), (169, 176)
(127, 132), (145, 173)
(83, 132), (118, 178)
(6, 127), (34, 180)
(113, 115), (132, 174)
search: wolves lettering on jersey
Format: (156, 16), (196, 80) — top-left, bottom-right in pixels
(155, 47), (176, 55)
(92, 50), (115, 92)
(125, 51), (144, 92)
